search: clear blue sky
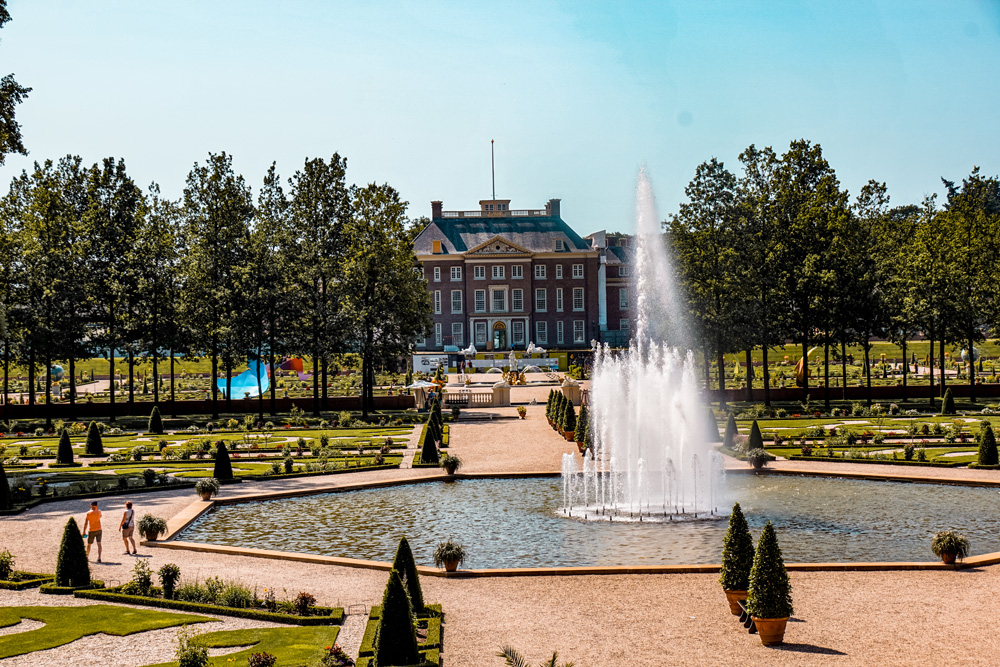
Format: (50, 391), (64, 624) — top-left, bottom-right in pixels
(2, 0), (999, 235)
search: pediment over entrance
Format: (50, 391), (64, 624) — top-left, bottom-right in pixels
(466, 236), (531, 256)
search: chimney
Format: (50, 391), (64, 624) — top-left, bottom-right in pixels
(431, 201), (443, 219)
(546, 198), (561, 217)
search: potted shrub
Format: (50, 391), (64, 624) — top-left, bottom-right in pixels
(138, 514), (168, 541)
(931, 530), (970, 564)
(433, 539), (467, 572)
(516, 406), (527, 419)
(719, 502), (755, 615)
(194, 477), (220, 501)
(440, 452), (462, 476)
(746, 522), (793, 646)
(747, 448), (772, 470)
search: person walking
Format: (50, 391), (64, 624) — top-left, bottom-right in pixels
(82, 501), (103, 563)
(119, 501), (137, 556)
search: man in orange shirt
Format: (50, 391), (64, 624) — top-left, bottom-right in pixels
(82, 501), (103, 563)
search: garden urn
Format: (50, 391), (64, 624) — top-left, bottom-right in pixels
(443, 558), (460, 573)
(752, 617), (788, 646)
(724, 589), (747, 616)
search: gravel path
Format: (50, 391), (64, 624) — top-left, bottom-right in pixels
(3, 403), (1000, 666)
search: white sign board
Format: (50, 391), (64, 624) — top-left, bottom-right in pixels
(467, 357), (560, 369)
(412, 355), (449, 373)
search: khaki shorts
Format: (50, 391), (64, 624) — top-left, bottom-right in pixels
(87, 530), (102, 544)
(121, 526), (134, 538)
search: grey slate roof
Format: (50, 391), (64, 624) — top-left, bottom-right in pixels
(413, 215), (592, 255)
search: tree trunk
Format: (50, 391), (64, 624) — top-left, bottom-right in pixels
(256, 341), (264, 426)
(108, 346), (115, 422)
(312, 345), (320, 417)
(226, 365), (232, 411)
(128, 350), (135, 413)
(28, 349), (35, 410)
(268, 320), (276, 417)
(901, 338), (908, 401)
(361, 348), (370, 420)
(322, 355), (328, 410)
(762, 347), (771, 407)
(2, 344), (8, 421)
(968, 331), (976, 403)
(823, 335), (830, 411)
(703, 345), (712, 393)
(745, 349), (753, 403)
(841, 341), (847, 402)
(864, 340), (872, 406)
(928, 331), (935, 408)
(716, 336), (726, 410)
(44, 350), (52, 429)
(69, 357), (76, 416)
(801, 337), (809, 402)
(211, 336), (219, 420)
(939, 337), (946, 397)
(170, 349), (176, 417)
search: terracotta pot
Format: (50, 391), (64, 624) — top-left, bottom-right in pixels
(199, 492), (213, 501)
(724, 589), (747, 615)
(941, 552), (957, 564)
(144, 532), (158, 542)
(443, 559), (459, 572)
(752, 617), (788, 646)
(563, 431), (575, 441)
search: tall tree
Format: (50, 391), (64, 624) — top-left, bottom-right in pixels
(0, 1), (31, 165)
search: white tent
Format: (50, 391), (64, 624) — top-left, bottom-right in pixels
(406, 380), (440, 409)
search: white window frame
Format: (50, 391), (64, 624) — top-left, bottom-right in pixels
(474, 265), (486, 280)
(512, 320), (525, 345)
(620, 318), (630, 332)
(555, 239), (564, 251)
(512, 288), (523, 312)
(572, 263), (584, 279)
(434, 323), (442, 347)
(474, 289), (486, 313)
(574, 320), (585, 343)
(556, 320), (564, 344)
(556, 287), (563, 312)
(535, 321), (548, 344)
(534, 265), (546, 279)
(433, 290), (441, 315)
(555, 264), (563, 279)
(451, 290), (462, 314)
(619, 266), (629, 277)
(535, 288), (547, 312)
(512, 265), (523, 279)
(451, 266), (462, 281)
(415, 335), (426, 348)
(475, 321), (488, 345)
(433, 266), (441, 282)
(491, 288), (507, 313)
(492, 265), (505, 280)
(451, 322), (464, 346)
(619, 288), (629, 310)
(573, 287), (585, 312)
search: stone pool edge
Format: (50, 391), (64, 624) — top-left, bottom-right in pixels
(143, 469), (1000, 577)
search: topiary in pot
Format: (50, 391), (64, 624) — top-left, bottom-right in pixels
(977, 422), (998, 466)
(719, 502), (755, 614)
(746, 521), (793, 646)
(561, 402), (576, 437)
(723, 412), (738, 450)
(392, 536), (424, 612)
(56, 429), (74, 465)
(55, 517), (91, 587)
(433, 539), (467, 572)
(148, 406), (164, 434)
(85, 421), (104, 456)
(138, 514), (168, 541)
(373, 568), (420, 667)
(440, 452), (462, 476)
(747, 448), (772, 470)
(931, 530), (970, 564)
(194, 477), (220, 501)
(575, 405), (589, 444)
(213, 441), (233, 480)
(940, 388), (956, 415)
(0, 459), (11, 510)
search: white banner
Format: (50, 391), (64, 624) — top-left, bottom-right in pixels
(412, 355), (449, 373)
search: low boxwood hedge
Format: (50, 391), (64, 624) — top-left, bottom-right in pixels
(968, 463), (1000, 469)
(0, 572), (55, 590)
(40, 580), (104, 595)
(358, 605), (443, 657)
(73, 586), (345, 625)
(787, 455), (958, 467)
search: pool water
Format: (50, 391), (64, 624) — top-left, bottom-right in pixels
(177, 476), (1000, 568)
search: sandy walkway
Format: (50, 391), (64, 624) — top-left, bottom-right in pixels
(3, 403), (1000, 666)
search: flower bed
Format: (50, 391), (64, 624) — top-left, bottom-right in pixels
(74, 586), (345, 625)
(0, 572), (54, 590)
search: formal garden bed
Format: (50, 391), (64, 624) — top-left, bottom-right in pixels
(356, 604), (443, 667)
(0, 571), (53, 590)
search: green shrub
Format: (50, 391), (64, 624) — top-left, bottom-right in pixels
(561, 402), (576, 433)
(723, 413), (738, 450)
(176, 626), (209, 667)
(706, 408), (721, 441)
(148, 406), (164, 434)
(248, 653), (277, 667)
(374, 569), (420, 667)
(977, 422), (998, 466)
(420, 422), (439, 464)
(746, 522), (793, 619)
(747, 420), (763, 451)
(931, 530), (970, 560)
(213, 441), (234, 480)
(283, 456), (294, 473)
(55, 518), (91, 587)
(159, 563), (181, 600)
(217, 581), (255, 608)
(56, 429), (74, 465)
(85, 421), (104, 456)
(0, 459), (11, 510)
(122, 559), (153, 597)
(0, 548), (14, 580)
(575, 405), (589, 444)
(392, 536), (424, 612)
(941, 388), (956, 415)
(719, 502), (755, 591)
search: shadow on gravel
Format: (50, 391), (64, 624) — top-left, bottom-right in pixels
(771, 643), (846, 655)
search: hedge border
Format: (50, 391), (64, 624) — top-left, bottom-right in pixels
(787, 455), (959, 467)
(358, 606), (444, 657)
(968, 463), (1000, 469)
(0, 481), (199, 516)
(0, 572), (54, 590)
(40, 580), (105, 595)
(73, 586), (345, 625)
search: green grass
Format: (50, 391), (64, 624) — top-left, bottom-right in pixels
(0, 605), (213, 659)
(143, 626), (340, 667)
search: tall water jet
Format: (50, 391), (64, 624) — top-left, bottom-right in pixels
(562, 169), (724, 521)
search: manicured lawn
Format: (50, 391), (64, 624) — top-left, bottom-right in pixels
(144, 626), (340, 667)
(0, 605), (213, 659)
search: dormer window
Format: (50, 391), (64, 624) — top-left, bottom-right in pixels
(432, 240), (442, 254)
(555, 239), (565, 251)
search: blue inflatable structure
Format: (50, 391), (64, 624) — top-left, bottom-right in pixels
(216, 360), (270, 398)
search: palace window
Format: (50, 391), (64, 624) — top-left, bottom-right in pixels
(492, 289), (507, 312)
(535, 288), (547, 312)
(475, 321), (488, 345)
(434, 323), (442, 347)
(451, 322), (464, 346)
(574, 320), (585, 343)
(534, 265), (546, 279)
(451, 266), (462, 281)
(474, 289), (486, 313)
(572, 263), (584, 279)
(555, 264), (563, 279)
(433, 266), (441, 282)
(512, 289), (524, 312)
(512, 265), (523, 279)
(492, 265), (505, 279)
(535, 321), (547, 344)
(474, 265), (486, 279)
(451, 290), (462, 314)
(433, 290), (441, 314)
(620, 288), (629, 310)
(573, 287), (585, 311)
(556, 320), (564, 344)
(512, 320), (525, 344)
(556, 288), (563, 312)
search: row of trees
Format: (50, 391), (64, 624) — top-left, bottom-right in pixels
(0, 151), (432, 422)
(668, 139), (1000, 407)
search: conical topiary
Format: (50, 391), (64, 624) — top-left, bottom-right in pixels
(707, 408), (721, 441)
(583, 413), (594, 452)
(0, 459), (11, 510)
(723, 413), (738, 450)
(56, 429), (74, 465)
(546, 390), (555, 420)
(978, 422), (998, 466)
(941, 388), (956, 415)
(719, 502), (755, 592)
(748, 420), (764, 451)
(213, 441), (233, 480)
(392, 536), (424, 612)
(420, 425), (439, 464)
(148, 406), (164, 434)
(562, 401), (576, 433)
(575, 405), (589, 444)
(373, 569), (420, 667)
(85, 421), (103, 456)
(746, 521), (793, 620)
(55, 517), (91, 587)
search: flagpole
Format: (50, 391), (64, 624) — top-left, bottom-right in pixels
(491, 139), (495, 200)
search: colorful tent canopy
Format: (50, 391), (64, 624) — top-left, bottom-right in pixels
(217, 360), (270, 398)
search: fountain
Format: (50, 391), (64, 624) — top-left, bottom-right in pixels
(562, 169), (725, 521)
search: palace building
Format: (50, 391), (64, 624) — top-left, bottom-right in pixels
(412, 197), (632, 352)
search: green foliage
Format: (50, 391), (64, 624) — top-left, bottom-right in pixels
(85, 421), (104, 456)
(213, 441), (233, 480)
(706, 408), (721, 441)
(719, 502), (755, 591)
(374, 569), (420, 667)
(139, 514), (168, 539)
(0, 459), (10, 510)
(122, 559), (154, 597)
(497, 645), (575, 667)
(561, 401), (576, 432)
(159, 563), (181, 600)
(0, 549), (13, 580)
(176, 626), (209, 667)
(746, 522), (793, 619)
(56, 429), (73, 465)
(54, 518), (90, 587)
(420, 420), (440, 464)
(977, 422), (998, 466)
(931, 530), (970, 559)
(575, 405), (589, 444)
(392, 536), (424, 612)
(432, 540), (466, 568)
(940, 388), (956, 415)
(747, 420), (764, 450)
(149, 406), (164, 434)
(146, 626), (341, 667)
(439, 452), (461, 475)
(723, 413), (737, 449)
